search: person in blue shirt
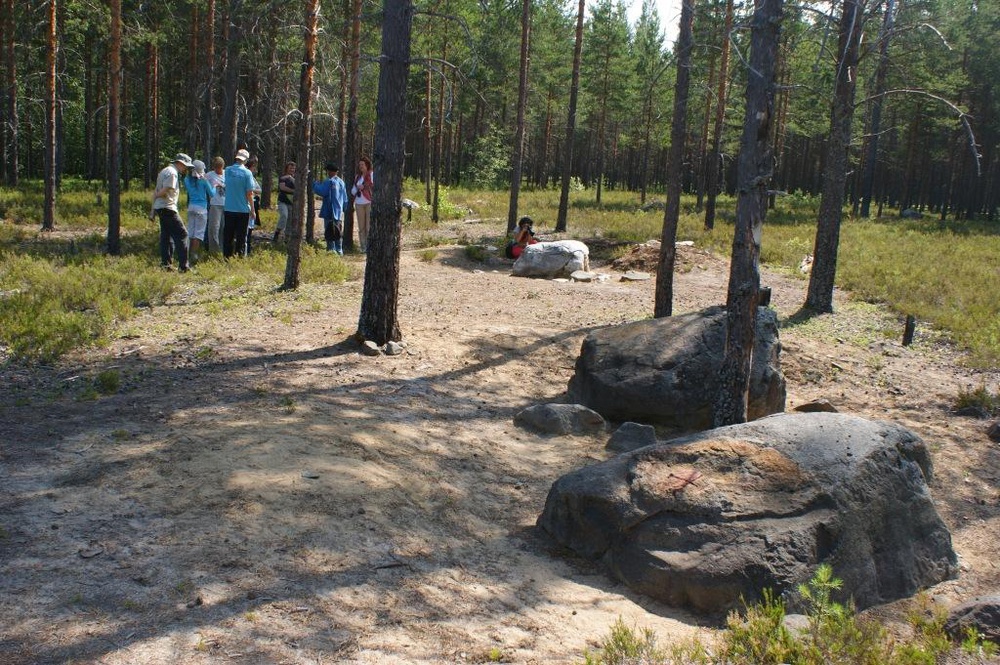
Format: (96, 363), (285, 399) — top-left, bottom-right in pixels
(312, 162), (347, 254)
(222, 148), (257, 258)
(183, 160), (215, 264)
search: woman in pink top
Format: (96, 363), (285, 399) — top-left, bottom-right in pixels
(351, 156), (374, 253)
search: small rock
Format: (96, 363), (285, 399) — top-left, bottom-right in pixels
(987, 422), (1000, 442)
(945, 595), (1000, 645)
(606, 422), (657, 453)
(621, 271), (651, 282)
(384, 341), (404, 356)
(676, 240), (694, 247)
(361, 341), (381, 356)
(955, 406), (990, 419)
(794, 399), (838, 413)
(514, 403), (605, 436)
(301, 471), (320, 479)
(570, 271), (596, 282)
(782, 613), (810, 636)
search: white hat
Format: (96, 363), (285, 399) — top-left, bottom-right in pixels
(235, 148), (250, 162)
(191, 159), (206, 177)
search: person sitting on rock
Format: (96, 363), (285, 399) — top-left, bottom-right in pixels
(511, 216), (539, 259)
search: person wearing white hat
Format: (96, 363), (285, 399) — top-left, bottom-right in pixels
(183, 159), (214, 264)
(222, 148), (256, 258)
(151, 153), (194, 271)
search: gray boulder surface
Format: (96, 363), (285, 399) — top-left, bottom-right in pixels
(514, 403), (606, 436)
(537, 413), (957, 614)
(512, 240), (590, 278)
(945, 595), (1000, 645)
(606, 422), (658, 453)
(567, 306), (785, 429)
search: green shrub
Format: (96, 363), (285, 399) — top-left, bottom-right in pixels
(94, 369), (121, 395)
(955, 384), (1000, 416)
(419, 248), (438, 262)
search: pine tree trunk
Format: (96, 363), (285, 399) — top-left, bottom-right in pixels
(281, 0), (319, 290)
(42, 0), (57, 231)
(220, 0), (242, 161)
(343, 0), (361, 252)
(704, 0), (733, 230)
(556, 0), (585, 232)
(506, 0), (531, 234)
(202, 0), (215, 160)
(654, 0), (695, 318)
(357, 0), (414, 346)
(860, 0), (894, 218)
(107, 0), (122, 255)
(713, 0), (783, 426)
(806, 0), (864, 313)
(2, 0), (17, 185)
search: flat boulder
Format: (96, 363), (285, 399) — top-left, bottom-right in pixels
(537, 413), (957, 614)
(512, 240), (590, 278)
(514, 403), (606, 436)
(567, 306), (785, 429)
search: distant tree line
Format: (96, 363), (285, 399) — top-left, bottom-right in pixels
(0, 0), (997, 221)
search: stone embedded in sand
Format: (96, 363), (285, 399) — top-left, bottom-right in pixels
(945, 595), (1000, 645)
(606, 422), (658, 453)
(537, 412), (958, 614)
(514, 403), (605, 436)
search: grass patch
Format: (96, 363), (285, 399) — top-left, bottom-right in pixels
(433, 185), (1000, 367)
(0, 185), (350, 362)
(955, 384), (1000, 416)
(582, 566), (967, 665)
(419, 248), (438, 262)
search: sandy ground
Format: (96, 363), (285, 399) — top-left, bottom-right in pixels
(1, 219), (999, 664)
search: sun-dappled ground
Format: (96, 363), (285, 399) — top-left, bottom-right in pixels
(1, 218), (999, 664)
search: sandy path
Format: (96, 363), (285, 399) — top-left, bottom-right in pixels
(1, 231), (998, 664)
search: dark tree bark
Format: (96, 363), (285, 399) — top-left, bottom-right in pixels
(432, 38), (447, 221)
(2, 0), (17, 185)
(144, 40), (159, 189)
(281, 0), (319, 290)
(202, 0), (216, 160)
(506, 0), (531, 234)
(357, 0), (413, 345)
(107, 0), (122, 255)
(806, 0), (864, 313)
(42, 0), (57, 231)
(343, 0), (361, 252)
(704, 0), (734, 230)
(713, 0), (784, 426)
(556, 0), (585, 233)
(653, 0), (695, 318)
(220, 0), (242, 161)
(859, 0), (894, 218)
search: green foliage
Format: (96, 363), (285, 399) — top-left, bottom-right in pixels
(583, 568), (965, 665)
(464, 245), (490, 262)
(419, 248), (438, 262)
(465, 128), (511, 189)
(0, 185), (350, 362)
(955, 384), (1000, 416)
(93, 369), (121, 395)
(582, 618), (666, 665)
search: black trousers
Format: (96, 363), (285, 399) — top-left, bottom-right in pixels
(157, 209), (189, 270)
(223, 211), (250, 258)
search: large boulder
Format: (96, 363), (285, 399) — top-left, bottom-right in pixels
(537, 413), (957, 614)
(512, 240), (590, 278)
(567, 306), (785, 429)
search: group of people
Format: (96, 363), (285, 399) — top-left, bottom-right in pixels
(151, 149), (376, 271)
